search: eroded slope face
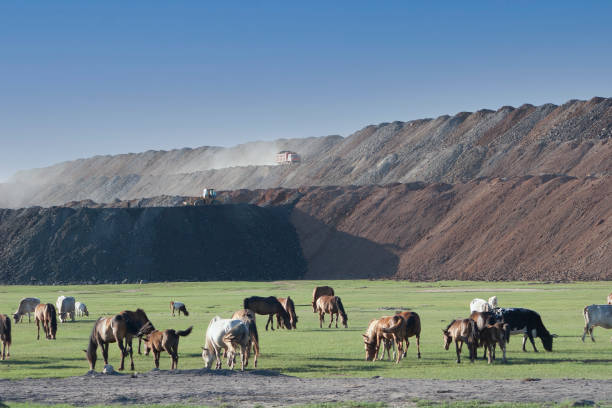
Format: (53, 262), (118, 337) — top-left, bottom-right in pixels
(2, 98), (611, 208)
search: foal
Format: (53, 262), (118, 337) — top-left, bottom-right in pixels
(140, 326), (193, 370)
(442, 318), (479, 363)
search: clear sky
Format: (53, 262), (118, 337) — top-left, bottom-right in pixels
(1, 1), (611, 181)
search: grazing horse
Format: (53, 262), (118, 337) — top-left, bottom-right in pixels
(170, 301), (189, 317)
(315, 295), (347, 329)
(243, 296), (291, 331)
(56, 296), (76, 322)
(84, 309), (154, 371)
(202, 316), (251, 371)
(0, 314), (11, 360)
(442, 318), (479, 363)
(13, 297), (40, 323)
(140, 326), (193, 370)
(231, 309), (259, 368)
(312, 286), (335, 312)
(75, 302), (89, 317)
(35, 303), (57, 340)
(363, 315), (405, 363)
(395, 311), (422, 359)
(276, 297), (298, 329)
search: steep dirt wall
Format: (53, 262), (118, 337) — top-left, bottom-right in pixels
(226, 175), (612, 281)
(0, 205), (306, 284)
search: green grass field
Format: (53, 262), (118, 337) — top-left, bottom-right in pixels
(1, 280), (611, 380)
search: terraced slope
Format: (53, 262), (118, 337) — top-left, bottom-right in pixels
(1, 97), (611, 208)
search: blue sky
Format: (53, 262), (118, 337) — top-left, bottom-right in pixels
(1, 1), (611, 181)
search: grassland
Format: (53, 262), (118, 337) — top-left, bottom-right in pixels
(0, 280), (611, 380)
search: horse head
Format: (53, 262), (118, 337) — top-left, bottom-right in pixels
(442, 329), (452, 350)
(201, 347), (215, 369)
(362, 334), (377, 361)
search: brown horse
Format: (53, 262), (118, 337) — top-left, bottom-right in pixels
(312, 286), (334, 312)
(395, 311), (422, 359)
(442, 318), (479, 363)
(362, 315), (404, 363)
(315, 295), (347, 329)
(0, 314), (11, 360)
(276, 297), (298, 329)
(84, 309), (154, 371)
(470, 310), (497, 359)
(140, 326), (192, 370)
(479, 322), (509, 364)
(231, 309), (260, 367)
(243, 296), (291, 331)
(35, 303), (57, 340)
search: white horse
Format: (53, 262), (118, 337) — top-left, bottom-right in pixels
(75, 302), (89, 317)
(56, 296), (76, 322)
(202, 316), (251, 371)
(470, 296), (498, 313)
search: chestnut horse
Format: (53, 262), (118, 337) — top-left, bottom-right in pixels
(35, 303), (57, 340)
(395, 311), (422, 359)
(231, 309), (260, 367)
(84, 309), (154, 371)
(362, 315), (405, 363)
(243, 296), (291, 331)
(140, 326), (193, 370)
(312, 286), (334, 312)
(442, 318), (479, 363)
(276, 297), (298, 329)
(0, 314), (11, 360)
(315, 295), (347, 329)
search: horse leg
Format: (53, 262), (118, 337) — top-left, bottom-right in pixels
(329, 312), (334, 328)
(589, 327), (595, 342)
(128, 338), (135, 370)
(28, 313), (31, 323)
(455, 340), (462, 363)
(319, 312), (324, 328)
(265, 314), (272, 331)
(102, 343), (109, 365)
(154, 350), (160, 369)
(36, 318), (40, 340)
(138, 337), (143, 355)
(276, 313), (281, 329)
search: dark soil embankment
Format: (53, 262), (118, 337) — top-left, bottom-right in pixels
(0, 205), (306, 284)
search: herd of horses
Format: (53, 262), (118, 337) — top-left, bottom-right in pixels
(1, 287), (612, 372)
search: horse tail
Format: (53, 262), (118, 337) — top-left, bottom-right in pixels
(48, 304), (57, 334)
(336, 297), (347, 319)
(381, 316), (403, 333)
(1, 315), (11, 346)
(177, 326), (193, 337)
(248, 318), (259, 345)
(469, 319), (479, 344)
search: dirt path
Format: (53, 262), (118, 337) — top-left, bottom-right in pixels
(1, 370), (611, 407)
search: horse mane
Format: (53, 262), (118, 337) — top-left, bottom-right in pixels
(335, 296), (347, 319)
(443, 320), (456, 332)
(48, 304), (57, 334)
(286, 297), (297, 322)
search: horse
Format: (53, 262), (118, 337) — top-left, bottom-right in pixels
(202, 316), (251, 371)
(395, 311), (422, 359)
(75, 302), (89, 317)
(442, 318), (479, 363)
(470, 310), (497, 359)
(312, 286), (335, 312)
(231, 309), (259, 367)
(84, 309), (154, 371)
(276, 297), (298, 329)
(315, 295), (347, 329)
(479, 322), (509, 364)
(56, 296), (76, 322)
(0, 314), (11, 360)
(170, 301), (189, 317)
(35, 303), (57, 340)
(140, 326), (192, 370)
(13, 297), (40, 323)
(363, 315), (405, 363)
(243, 296), (291, 331)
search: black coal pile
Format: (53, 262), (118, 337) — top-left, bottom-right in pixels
(0, 204), (306, 284)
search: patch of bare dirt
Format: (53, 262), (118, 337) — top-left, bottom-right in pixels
(0, 370), (610, 407)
